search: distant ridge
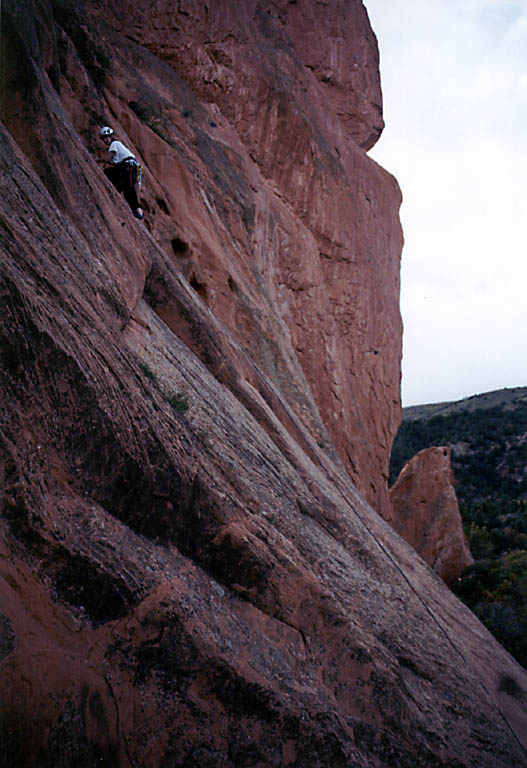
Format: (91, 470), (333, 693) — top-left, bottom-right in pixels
(403, 386), (527, 421)
(392, 384), (527, 670)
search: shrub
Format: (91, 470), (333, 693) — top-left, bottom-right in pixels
(139, 362), (156, 381)
(169, 393), (189, 415)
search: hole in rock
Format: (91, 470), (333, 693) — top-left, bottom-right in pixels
(189, 273), (208, 303)
(498, 674), (524, 699)
(227, 275), (237, 293)
(171, 237), (189, 257)
(52, 554), (134, 625)
(156, 198), (170, 215)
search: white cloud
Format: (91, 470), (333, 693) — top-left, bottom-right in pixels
(365, 0), (527, 405)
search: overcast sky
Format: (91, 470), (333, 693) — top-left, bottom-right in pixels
(364, 0), (527, 407)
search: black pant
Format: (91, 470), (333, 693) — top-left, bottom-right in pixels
(104, 160), (140, 212)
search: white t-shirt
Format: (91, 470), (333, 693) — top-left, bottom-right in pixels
(108, 140), (135, 165)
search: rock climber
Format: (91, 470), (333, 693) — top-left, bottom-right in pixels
(99, 126), (144, 220)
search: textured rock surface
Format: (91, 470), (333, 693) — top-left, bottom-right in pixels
(1, 1), (527, 767)
(390, 447), (474, 584)
(84, 0), (403, 520)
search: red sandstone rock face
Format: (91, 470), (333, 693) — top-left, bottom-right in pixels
(1, 1), (527, 766)
(84, 0), (402, 520)
(390, 447), (474, 584)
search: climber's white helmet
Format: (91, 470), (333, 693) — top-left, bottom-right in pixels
(99, 126), (114, 138)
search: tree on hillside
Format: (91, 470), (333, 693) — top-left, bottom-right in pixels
(390, 402), (527, 669)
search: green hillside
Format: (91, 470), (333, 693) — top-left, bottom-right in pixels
(390, 388), (527, 668)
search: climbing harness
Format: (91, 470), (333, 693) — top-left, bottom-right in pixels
(124, 157), (142, 188)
